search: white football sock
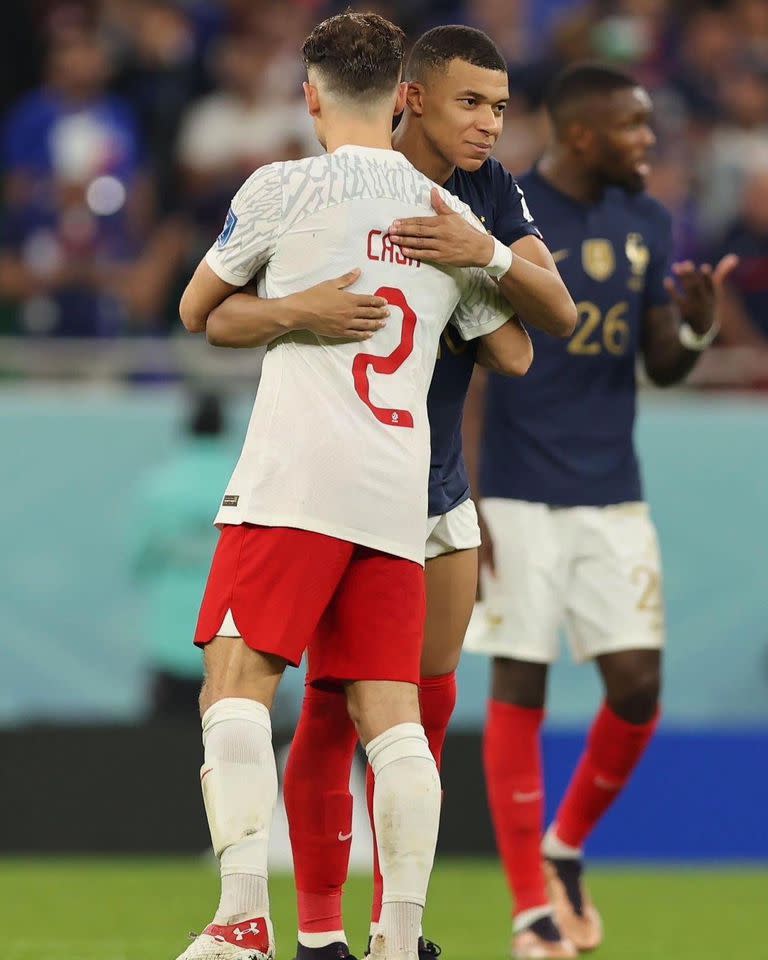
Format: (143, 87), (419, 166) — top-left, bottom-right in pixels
(542, 823), (582, 859)
(514, 905), (554, 933)
(200, 697), (277, 925)
(366, 722), (441, 958)
(297, 930), (347, 948)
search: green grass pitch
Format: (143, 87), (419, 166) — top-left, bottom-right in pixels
(2, 858), (764, 959)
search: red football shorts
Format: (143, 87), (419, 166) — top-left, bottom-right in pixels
(194, 524), (426, 684)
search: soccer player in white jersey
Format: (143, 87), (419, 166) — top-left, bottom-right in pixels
(199, 25), (575, 960)
(175, 13), (528, 960)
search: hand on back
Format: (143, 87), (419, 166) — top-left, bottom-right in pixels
(290, 268), (390, 341)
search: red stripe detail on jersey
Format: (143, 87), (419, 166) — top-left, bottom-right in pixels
(352, 286), (416, 428)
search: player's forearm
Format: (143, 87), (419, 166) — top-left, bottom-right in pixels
(461, 367), (488, 500)
(643, 338), (701, 386)
(206, 292), (298, 348)
(642, 305), (703, 386)
(476, 317), (533, 376)
(497, 256), (577, 338)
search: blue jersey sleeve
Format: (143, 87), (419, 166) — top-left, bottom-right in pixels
(490, 160), (543, 247)
(643, 204), (674, 310)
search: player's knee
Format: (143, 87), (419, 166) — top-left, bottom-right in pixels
(345, 680), (421, 746)
(198, 679), (211, 718)
(604, 656), (661, 724)
(491, 657), (548, 709)
(421, 645), (462, 677)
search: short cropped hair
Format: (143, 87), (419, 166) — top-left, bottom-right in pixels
(302, 12), (405, 100)
(406, 25), (507, 82)
(545, 62), (639, 130)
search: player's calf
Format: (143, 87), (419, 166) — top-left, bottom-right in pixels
(176, 641), (287, 960)
(363, 719), (441, 960)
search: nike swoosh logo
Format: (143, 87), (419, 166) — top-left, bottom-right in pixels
(594, 775), (621, 791)
(338, 830), (353, 842)
(512, 790), (543, 803)
(552, 249), (570, 263)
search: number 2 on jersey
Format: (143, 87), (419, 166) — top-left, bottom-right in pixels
(352, 287), (415, 428)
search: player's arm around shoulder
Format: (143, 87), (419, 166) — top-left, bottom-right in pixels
(388, 186), (576, 338)
(179, 162), (284, 337)
(500, 232), (576, 338)
(204, 271), (390, 348)
(180, 160), (389, 347)
(179, 260), (241, 335)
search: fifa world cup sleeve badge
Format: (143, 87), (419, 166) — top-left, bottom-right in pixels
(217, 207), (239, 249)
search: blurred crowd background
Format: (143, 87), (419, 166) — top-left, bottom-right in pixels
(1, 0), (768, 380)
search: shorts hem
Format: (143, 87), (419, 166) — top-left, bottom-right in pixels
(572, 634), (665, 664)
(194, 626), (303, 669)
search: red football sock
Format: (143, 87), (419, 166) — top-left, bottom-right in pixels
(483, 699), (548, 916)
(284, 684), (359, 935)
(368, 671), (457, 925)
(419, 671), (457, 769)
(554, 701), (660, 850)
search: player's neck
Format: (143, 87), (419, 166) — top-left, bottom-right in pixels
(393, 117), (454, 185)
(325, 118), (396, 154)
(538, 149), (604, 205)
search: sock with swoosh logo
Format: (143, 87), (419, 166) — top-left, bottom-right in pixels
(284, 684), (358, 947)
(552, 701), (659, 850)
(483, 700), (549, 918)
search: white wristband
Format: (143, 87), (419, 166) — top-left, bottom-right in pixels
(678, 320), (719, 351)
(484, 237), (513, 278)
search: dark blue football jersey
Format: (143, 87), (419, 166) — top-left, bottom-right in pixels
(481, 169), (673, 507)
(427, 158), (541, 516)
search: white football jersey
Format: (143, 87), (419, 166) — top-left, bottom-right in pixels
(206, 145), (510, 564)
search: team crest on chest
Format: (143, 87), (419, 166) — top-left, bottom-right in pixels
(625, 232), (650, 291)
(582, 238), (615, 281)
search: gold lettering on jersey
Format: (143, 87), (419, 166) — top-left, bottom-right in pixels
(631, 564), (664, 632)
(582, 239), (615, 281)
(625, 232), (650, 292)
(568, 301), (630, 356)
(568, 301), (602, 355)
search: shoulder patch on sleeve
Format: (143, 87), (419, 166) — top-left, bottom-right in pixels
(217, 207), (239, 249)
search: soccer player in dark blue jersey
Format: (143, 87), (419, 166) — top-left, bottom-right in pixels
(460, 63), (737, 955)
(198, 25), (576, 960)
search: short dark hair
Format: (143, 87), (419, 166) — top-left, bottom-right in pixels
(302, 12), (405, 100)
(406, 25), (507, 82)
(545, 62), (639, 131)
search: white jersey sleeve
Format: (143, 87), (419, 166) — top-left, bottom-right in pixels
(432, 186), (512, 341)
(204, 163), (284, 285)
(451, 266), (511, 341)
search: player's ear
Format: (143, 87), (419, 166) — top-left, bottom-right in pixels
(405, 82), (425, 117)
(569, 121), (594, 154)
(303, 81), (321, 118)
(393, 81), (408, 118)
